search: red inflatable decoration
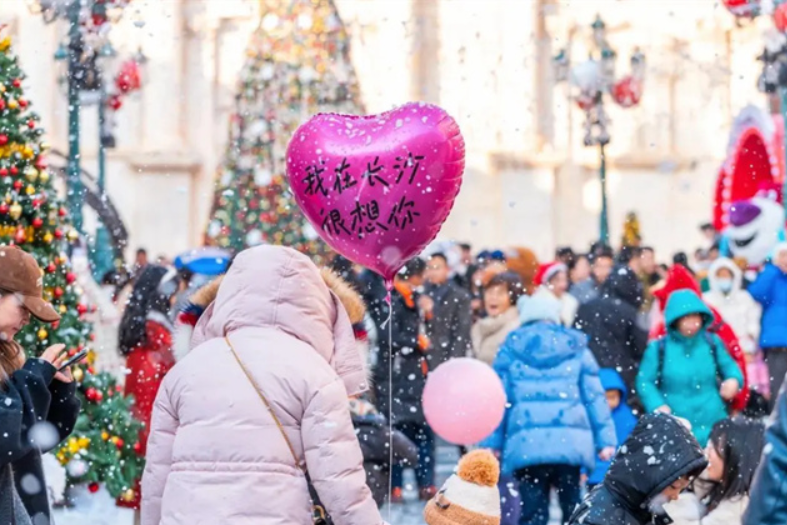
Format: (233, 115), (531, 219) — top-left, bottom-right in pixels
(713, 106), (784, 231)
(611, 76), (642, 108)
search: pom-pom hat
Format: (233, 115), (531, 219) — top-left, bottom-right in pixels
(424, 450), (501, 525)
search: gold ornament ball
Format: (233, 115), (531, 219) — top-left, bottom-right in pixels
(101, 431), (109, 441)
(67, 229), (78, 242)
(24, 167), (37, 182)
(122, 489), (136, 502)
(25, 184), (35, 196)
(43, 232), (53, 244)
(37, 328), (48, 340)
(7, 99), (17, 110)
(58, 304), (67, 314)
(39, 170), (49, 183)
(9, 202), (21, 220)
(72, 367), (84, 382)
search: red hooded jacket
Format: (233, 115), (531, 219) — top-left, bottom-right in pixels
(650, 265), (749, 412)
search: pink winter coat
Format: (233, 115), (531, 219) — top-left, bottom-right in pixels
(140, 246), (384, 525)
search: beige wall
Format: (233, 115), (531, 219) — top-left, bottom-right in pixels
(0, 0), (773, 264)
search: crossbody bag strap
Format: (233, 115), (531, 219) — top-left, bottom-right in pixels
(225, 335), (304, 471)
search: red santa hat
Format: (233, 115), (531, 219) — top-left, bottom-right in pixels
(534, 262), (567, 287)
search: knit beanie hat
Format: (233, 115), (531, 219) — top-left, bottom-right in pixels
(424, 450), (501, 525)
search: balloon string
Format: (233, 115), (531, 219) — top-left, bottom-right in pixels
(385, 289), (393, 522)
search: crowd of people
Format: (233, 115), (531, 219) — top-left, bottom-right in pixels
(2, 230), (787, 525)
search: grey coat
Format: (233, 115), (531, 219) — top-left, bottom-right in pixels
(425, 282), (473, 366)
(0, 465), (32, 525)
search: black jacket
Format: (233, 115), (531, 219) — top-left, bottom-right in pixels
(744, 382), (787, 525)
(425, 282), (472, 365)
(0, 358), (81, 525)
(353, 412), (418, 506)
(372, 286), (430, 425)
(574, 267), (648, 394)
(569, 413), (707, 525)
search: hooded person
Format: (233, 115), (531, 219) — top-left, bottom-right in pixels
(140, 246), (385, 525)
(703, 257), (761, 355)
(748, 241), (787, 403)
(482, 294), (616, 525)
(532, 261), (579, 326)
(637, 290), (744, 447)
(569, 413), (708, 525)
(587, 369), (639, 489)
(574, 266), (649, 400)
(650, 265), (749, 413)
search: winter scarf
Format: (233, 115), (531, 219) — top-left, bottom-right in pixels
(472, 307), (520, 366)
(0, 465), (32, 525)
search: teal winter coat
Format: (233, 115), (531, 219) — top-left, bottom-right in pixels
(636, 289), (743, 446)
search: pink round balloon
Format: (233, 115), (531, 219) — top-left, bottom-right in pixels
(286, 102), (465, 280)
(423, 358), (506, 446)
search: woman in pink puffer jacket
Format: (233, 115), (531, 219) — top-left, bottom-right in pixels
(140, 245), (385, 525)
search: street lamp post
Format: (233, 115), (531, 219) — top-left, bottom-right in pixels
(65, 0), (83, 233)
(757, 29), (787, 213)
(553, 16), (645, 246)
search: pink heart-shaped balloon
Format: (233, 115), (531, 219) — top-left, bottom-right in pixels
(286, 102), (465, 280)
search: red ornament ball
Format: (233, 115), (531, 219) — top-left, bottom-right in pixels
(51, 321), (59, 330)
(88, 482), (100, 494)
(85, 387), (98, 401)
(14, 228), (25, 244)
(0, 168), (8, 176)
(66, 272), (77, 284)
(45, 263), (56, 273)
(0, 134), (7, 146)
(53, 287), (63, 298)
(0, 99), (5, 110)
(95, 390), (104, 402)
(0, 203), (8, 215)
(58, 207), (66, 217)
(54, 229), (63, 239)
(107, 94), (122, 111)
(77, 303), (88, 315)
(133, 441), (142, 454)
(12, 78), (21, 88)
(114, 437), (123, 449)
(10, 166), (18, 175)
(12, 180), (22, 191)
(18, 99), (27, 108)
(31, 217), (43, 229)
(27, 120), (34, 129)
(612, 76), (643, 108)
(34, 157), (46, 170)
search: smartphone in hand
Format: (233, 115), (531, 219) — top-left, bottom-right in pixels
(58, 349), (88, 372)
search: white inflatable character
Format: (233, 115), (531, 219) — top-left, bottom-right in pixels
(723, 185), (786, 266)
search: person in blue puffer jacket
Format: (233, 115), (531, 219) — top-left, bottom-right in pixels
(748, 242), (787, 406)
(481, 294), (617, 525)
(586, 368), (638, 489)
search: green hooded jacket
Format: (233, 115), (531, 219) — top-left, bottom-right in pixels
(636, 289), (742, 446)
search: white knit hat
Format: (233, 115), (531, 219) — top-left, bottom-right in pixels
(424, 450), (501, 525)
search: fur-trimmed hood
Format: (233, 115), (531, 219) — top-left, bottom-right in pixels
(188, 246), (368, 396)
(320, 267), (366, 325)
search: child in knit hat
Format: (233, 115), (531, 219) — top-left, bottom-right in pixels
(424, 449), (501, 525)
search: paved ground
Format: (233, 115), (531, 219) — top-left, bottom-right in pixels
(54, 443), (562, 525)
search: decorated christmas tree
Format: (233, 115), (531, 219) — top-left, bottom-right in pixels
(0, 32), (143, 502)
(204, 0), (362, 261)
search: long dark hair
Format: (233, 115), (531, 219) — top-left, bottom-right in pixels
(703, 417), (765, 511)
(118, 265), (180, 355)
